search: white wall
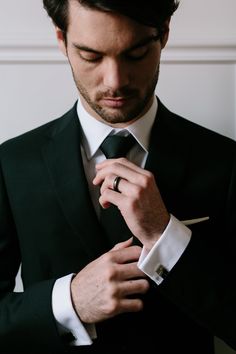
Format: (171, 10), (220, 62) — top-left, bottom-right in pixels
(0, 1), (236, 353)
(158, 0), (236, 139)
(0, 0), (236, 143)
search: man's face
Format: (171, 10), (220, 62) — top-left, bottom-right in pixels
(57, 2), (169, 127)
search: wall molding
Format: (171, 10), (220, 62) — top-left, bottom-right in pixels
(0, 35), (236, 64)
(162, 37), (236, 63)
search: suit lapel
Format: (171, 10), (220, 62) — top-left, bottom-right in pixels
(42, 105), (108, 261)
(145, 100), (190, 216)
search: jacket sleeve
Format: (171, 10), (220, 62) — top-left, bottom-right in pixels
(159, 152), (236, 351)
(0, 156), (66, 354)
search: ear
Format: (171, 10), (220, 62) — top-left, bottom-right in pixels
(55, 27), (68, 57)
(160, 19), (170, 49)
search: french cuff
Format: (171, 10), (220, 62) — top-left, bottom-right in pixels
(52, 273), (96, 346)
(138, 214), (192, 285)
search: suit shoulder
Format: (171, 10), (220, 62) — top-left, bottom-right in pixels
(159, 101), (236, 149)
(178, 115), (235, 153)
(0, 104), (77, 157)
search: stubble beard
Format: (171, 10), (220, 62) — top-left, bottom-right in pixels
(72, 67), (159, 125)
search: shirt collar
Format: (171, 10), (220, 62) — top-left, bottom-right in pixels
(77, 96), (158, 160)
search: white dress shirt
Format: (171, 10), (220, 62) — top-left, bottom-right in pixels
(52, 96), (192, 346)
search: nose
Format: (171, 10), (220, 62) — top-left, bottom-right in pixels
(102, 59), (130, 91)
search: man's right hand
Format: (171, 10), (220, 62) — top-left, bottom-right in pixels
(71, 237), (150, 324)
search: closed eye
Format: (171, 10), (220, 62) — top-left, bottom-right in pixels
(126, 47), (149, 61)
(79, 51), (102, 63)
(124, 35), (160, 61)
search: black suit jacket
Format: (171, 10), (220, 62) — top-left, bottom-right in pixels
(1, 99), (236, 354)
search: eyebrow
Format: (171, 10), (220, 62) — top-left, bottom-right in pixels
(72, 34), (160, 55)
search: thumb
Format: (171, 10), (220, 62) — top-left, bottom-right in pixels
(111, 237), (133, 251)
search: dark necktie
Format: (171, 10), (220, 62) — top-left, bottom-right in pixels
(100, 134), (136, 159)
(99, 134), (137, 247)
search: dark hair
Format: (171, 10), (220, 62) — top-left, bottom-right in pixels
(43, 0), (179, 36)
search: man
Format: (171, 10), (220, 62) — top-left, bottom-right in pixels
(0, 0), (236, 353)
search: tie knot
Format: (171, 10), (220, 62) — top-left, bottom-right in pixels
(100, 134), (136, 159)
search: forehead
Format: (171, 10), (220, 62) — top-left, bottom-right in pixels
(67, 1), (156, 51)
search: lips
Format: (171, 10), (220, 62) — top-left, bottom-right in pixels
(101, 97), (132, 108)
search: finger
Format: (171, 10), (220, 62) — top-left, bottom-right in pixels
(93, 163), (131, 187)
(99, 173), (121, 195)
(99, 186), (125, 209)
(92, 158), (140, 185)
(119, 278), (150, 297)
(117, 262), (148, 280)
(110, 245), (142, 264)
(111, 237), (133, 251)
(93, 160), (151, 188)
(100, 175), (137, 197)
(118, 298), (144, 313)
(96, 157), (147, 175)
